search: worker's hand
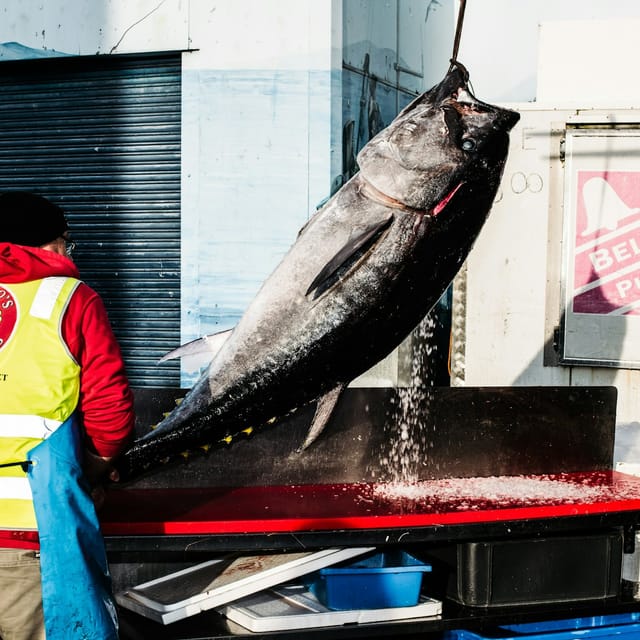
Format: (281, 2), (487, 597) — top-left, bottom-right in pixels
(90, 485), (106, 511)
(83, 450), (120, 511)
(83, 450), (118, 486)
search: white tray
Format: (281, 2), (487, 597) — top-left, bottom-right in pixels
(221, 584), (442, 632)
(116, 546), (374, 625)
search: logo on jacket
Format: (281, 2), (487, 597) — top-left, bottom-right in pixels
(0, 286), (17, 352)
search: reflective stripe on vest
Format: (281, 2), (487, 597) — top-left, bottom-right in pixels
(0, 415), (63, 440)
(0, 277), (81, 530)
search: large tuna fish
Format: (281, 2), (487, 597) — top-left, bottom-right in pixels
(116, 63), (519, 481)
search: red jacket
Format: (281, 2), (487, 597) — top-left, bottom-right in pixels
(0, 242), (135, 458)
(0, 243), (135, 548)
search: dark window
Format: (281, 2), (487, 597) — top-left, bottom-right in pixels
(0, 53), (181, 387)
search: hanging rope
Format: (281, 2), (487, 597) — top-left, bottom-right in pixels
(449, 0), (467, 71)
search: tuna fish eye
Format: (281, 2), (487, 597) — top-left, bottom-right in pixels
(461, 138), (476, 151)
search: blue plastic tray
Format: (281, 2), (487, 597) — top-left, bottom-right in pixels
(445, 613), (640, 639)
(307, 550), (432, 610)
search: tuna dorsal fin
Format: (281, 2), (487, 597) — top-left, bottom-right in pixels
(298, 384), (346, 451)
(158, 328), (233, 372)
(306, 214), (393, 298)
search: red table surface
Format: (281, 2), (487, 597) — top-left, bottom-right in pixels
(100, 471), (640, 536)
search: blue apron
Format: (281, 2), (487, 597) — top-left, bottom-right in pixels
(27, 415), (118, 640)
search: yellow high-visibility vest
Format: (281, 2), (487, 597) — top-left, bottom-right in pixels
(0, 276), (81, 530)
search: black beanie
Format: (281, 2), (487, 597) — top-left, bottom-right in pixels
(0, 191), (69, 247)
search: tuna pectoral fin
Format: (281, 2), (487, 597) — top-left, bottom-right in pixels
(306, 214), (393, 297)
(298, 384), (346, 451)
(158, 328), (233, 373)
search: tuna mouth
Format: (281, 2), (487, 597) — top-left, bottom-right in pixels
(433, 182), (464, 217)
(449, 87), (520, 131)
(446, 88), (491, 118)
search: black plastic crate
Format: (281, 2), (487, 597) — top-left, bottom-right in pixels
(439, 529), (623, 608)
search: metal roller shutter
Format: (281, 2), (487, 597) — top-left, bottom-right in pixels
(0, 53), (181, 388)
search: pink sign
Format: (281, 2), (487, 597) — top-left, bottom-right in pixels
(573, 171), (640, 315)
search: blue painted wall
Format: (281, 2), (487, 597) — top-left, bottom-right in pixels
(181, 69), (335, 386)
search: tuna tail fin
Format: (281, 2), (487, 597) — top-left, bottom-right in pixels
(158, 328), (233, 373)
(305, 214), (393, 298)
(298, 383), (346, 451)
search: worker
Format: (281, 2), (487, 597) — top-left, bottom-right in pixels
(0, 191), (135, 640)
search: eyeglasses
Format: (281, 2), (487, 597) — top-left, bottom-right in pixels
(65, 240), (76, 256)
